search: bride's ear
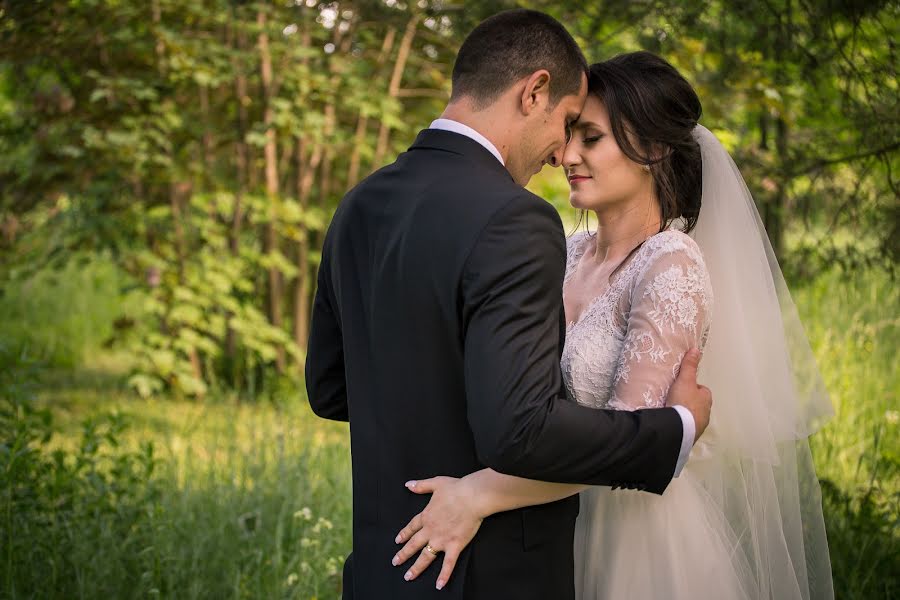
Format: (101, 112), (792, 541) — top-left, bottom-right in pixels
(520, 70), (551, 116)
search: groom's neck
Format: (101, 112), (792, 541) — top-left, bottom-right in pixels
(439, 100), (517, 165)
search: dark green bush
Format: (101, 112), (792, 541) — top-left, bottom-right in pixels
(0, 346), (162, 598)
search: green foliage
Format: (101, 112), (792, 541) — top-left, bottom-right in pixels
(552, 0), (899, 269)
(0, 0), (465, 394)
(1, 0), (894, 394)
(0, 251), (137, 367)
(0, 346), (163, 597)
(124, 192), (305, 398)
(0, 349), (351, 599)
(795, 267), (899, 599)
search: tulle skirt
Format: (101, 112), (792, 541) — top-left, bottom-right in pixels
(574, 469), (757, 600)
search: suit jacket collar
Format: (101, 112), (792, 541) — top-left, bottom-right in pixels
(408, 129), (514, 181)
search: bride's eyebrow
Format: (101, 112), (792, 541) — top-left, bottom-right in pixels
(573, 120), (603, 130)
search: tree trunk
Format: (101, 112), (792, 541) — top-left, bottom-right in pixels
(292, 25), (317, 351)
(298, 25), (356, 349)
(154, 0), (202, 391)
(258, 8), (286, 373)
(151, 0), (165, 73)
(199, 83), (214, 189)
(293, 137), (322, 349)
(347, 27), (396, 186)
(372, 15), (420, 171)
(767, 1), (792, 261)
(225, 12), (250, 380)
(170, 181), (204, 388)
(769, 116), (788, 259)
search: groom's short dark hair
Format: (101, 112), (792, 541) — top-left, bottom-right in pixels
(451, 9), (588, 110)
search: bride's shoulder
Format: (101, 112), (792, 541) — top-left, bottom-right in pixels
(642, 229), (705, 265)
(632, 230), (710, 289)
(565, 230), (592, 255)
(566, 229), (591, 246)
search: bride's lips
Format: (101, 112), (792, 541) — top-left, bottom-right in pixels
(568, 175), (591, 186)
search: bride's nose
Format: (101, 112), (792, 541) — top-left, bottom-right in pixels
(562, 142), (581, 170)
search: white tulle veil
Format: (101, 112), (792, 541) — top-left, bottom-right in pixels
(686, 125), (834, 599)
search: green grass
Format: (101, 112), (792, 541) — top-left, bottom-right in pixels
(793, 267), (899, 599)
(3, 362), (351, 599)
(1, 259), (897, 599)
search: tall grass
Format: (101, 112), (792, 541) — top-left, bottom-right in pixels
(1, 256), (897, 599)
(792, 268), (899, 599)
(2, 361), (352, 599)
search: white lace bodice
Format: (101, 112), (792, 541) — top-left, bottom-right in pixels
(561, 230), (713, 410)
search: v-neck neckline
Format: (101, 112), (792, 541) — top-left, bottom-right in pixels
(564, 233), (651, 331)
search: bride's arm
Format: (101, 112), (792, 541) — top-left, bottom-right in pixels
(462, 467), (588, 512)
(609, 238), (713, 412)
(391, 469), (586, 589)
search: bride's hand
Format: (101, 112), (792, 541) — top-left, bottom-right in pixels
(392, 476), (485, 590)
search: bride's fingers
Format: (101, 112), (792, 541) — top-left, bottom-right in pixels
(435, 545), (461, 590)
(405, 477), (443, 494)
(392, 528), (428, 567)
(395, 512), (424, 544)
(403, 543), (440, 582)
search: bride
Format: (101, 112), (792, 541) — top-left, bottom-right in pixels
(390, 51), (834, 599)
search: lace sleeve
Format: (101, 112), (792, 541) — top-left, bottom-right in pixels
(608, 234), (713, 410)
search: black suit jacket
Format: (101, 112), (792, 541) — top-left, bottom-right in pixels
(306, 129), (684, 600)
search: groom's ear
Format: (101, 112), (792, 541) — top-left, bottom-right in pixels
(520, 70), (551, 116)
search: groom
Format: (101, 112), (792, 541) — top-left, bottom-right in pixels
(306, 9), (712, 600)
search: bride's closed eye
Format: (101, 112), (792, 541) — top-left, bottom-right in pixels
(583, 133), (603, 144)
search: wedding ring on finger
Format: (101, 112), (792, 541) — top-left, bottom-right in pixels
(424, 544), (439, 557)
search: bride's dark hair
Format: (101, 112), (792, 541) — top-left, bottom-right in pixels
(588, 51), (703, 233)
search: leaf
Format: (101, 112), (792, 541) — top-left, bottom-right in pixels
(89, 88), (111, 103)
(245, 130), (269, 148)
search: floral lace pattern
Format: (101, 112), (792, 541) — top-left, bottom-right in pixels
(561, 230), (713, 411)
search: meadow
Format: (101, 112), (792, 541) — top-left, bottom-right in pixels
(1, 257), (897, 599)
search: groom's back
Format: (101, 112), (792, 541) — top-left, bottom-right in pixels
(313, 130), (577, 599)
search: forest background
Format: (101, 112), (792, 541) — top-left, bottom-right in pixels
(0, 1), (897, 598)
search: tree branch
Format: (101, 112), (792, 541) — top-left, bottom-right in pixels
(788, 142), (900, 178)
(395, 88), (448, 99)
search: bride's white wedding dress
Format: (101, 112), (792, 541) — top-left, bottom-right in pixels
(563, 229), (754, 600)
(562, 126), (834, 600)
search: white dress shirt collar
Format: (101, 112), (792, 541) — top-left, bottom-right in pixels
(429, 118), (505, 166)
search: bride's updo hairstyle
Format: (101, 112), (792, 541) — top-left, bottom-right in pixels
(589, 51), (703, 233)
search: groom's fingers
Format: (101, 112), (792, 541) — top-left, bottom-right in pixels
(666, 348), (703, 408)
(678, 348), (701, 382)
(395, 512), (424, 544)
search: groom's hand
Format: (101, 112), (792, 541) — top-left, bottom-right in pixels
(666, 349), (712, 441)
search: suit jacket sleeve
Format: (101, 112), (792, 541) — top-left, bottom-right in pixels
(305, 236), (349, 422)
(461, 194), (683, 493)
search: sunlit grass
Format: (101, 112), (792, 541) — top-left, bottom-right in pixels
(6, 363), (353, 599)
(793, 267), (899, 599)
